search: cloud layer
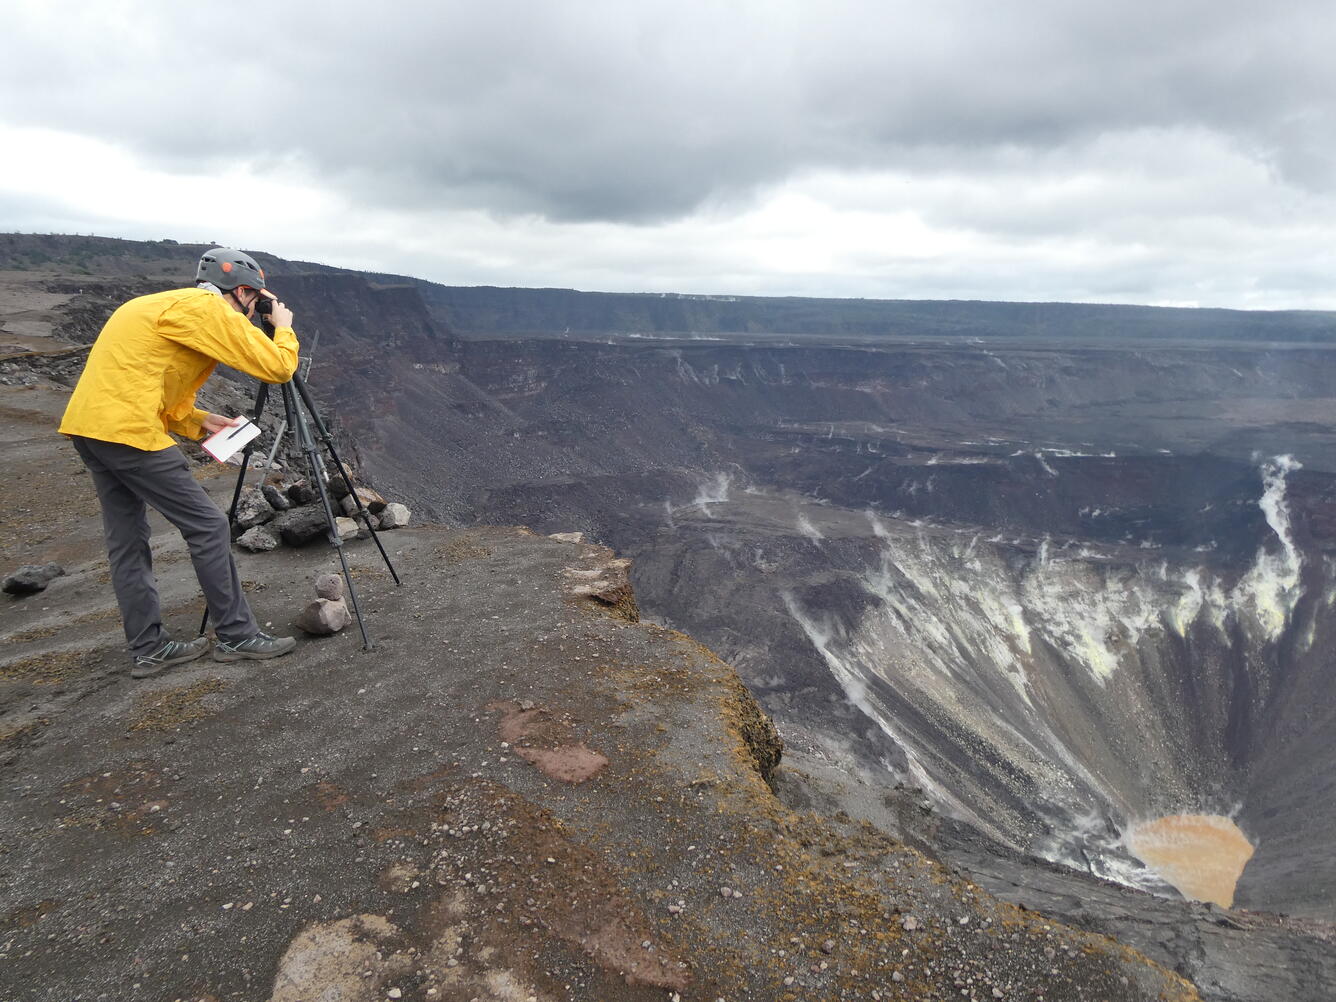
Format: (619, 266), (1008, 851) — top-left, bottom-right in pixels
(4, 1), (1336, 306)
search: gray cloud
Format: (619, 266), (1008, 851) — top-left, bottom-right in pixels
(5, 1), (1335, 224)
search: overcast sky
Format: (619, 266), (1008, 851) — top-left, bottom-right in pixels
(4, 1), (1336, 308)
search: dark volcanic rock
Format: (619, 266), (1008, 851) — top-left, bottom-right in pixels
(272, 505), (330, 547)
(231, 487), (275, 530)
(262, 483), (291, 511)
(286, 481), (318, 506)
(235, 525), (279, 552)
(3, 562), (65, 595)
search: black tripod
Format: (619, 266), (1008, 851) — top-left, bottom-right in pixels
(201, 321), (402, 649)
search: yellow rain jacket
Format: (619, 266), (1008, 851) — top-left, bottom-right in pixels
(59, 287), (300, 451)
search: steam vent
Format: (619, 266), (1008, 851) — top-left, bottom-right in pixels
(3, 235), (1336, 1002)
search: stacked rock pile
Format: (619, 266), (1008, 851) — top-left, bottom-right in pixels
(232, 469), (411, 553)
(296, 572), (353, 635)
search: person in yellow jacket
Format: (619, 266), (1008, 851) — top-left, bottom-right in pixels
(60, 248), (302, 678)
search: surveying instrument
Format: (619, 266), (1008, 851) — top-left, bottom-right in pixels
(200, 298), (402, 649)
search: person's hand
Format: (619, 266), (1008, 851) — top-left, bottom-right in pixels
(270, 301), (294, 328)
(259, 290), (294, 329)
(201, 412), (245, 435)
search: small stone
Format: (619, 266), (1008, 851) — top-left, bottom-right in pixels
(901, 916), (919, 932)
(233, 487), (276, 530)
(821, 939), (835, 954)
(378, 503), (411, 529)
(314, 573), (344, 601)
(992, 989), (1004, 999)
(720, 886), (733, 898)
(356, 486), (387, 513)
(387, 990), (402, 1000)
(236, 525), (280, 552)
(892, 971), (905, 983)
(296, 598), (352, 635)
(261, 483), (291, 511)
(549, 531), (585, 544)
(2, 562), (65, 595)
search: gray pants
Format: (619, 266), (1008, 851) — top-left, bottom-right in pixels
(71, 436), (259, 657)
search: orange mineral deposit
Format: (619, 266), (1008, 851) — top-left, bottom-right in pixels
(1126, 814), (1255, 908)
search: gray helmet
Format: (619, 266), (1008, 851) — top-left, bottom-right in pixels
(196, 248), (266, 291)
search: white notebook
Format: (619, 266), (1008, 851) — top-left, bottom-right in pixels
(202, 418), (262, 463)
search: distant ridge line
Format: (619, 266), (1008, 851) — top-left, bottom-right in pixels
(4, 231), (1335, 342)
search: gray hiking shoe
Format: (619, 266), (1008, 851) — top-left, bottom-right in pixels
(132, 635), (210, 679)
(213, 631), (297, 662)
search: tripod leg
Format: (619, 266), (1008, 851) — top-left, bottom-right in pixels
(283, 383), (375, 650)
(291, 373), (403, 586)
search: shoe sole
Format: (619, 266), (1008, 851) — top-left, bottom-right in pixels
(212, 644), (296, 662)
(130, 646), (210, 679)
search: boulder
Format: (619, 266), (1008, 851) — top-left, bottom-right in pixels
(338, 486), (386, 516)
(296, 597), (352, 635)
(233, 487), (275, 530)
(549, 531), (585, 544)
(315, 573), (344, 601)
(261, 484), (291, 511)
(335, 517), (359, 541)
(236, 525), (280, 552)
(378, 503), (411, 529)
(286, 481), (319, 506)
(272, 506), (330, 547)
(3, 562), (66, 595)
(357, 486), (387, 514)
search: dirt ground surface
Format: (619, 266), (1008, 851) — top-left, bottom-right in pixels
(0, 377), (1205, 1002)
